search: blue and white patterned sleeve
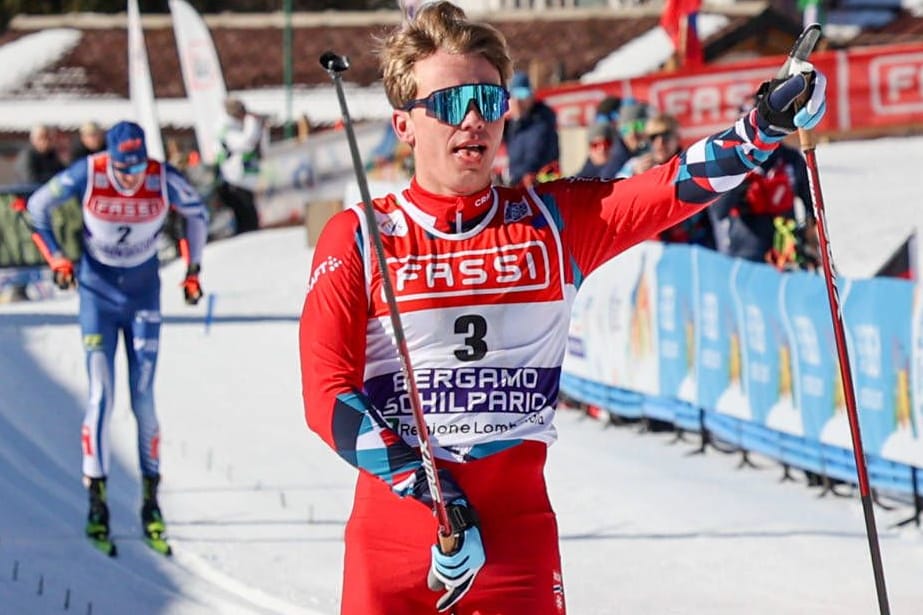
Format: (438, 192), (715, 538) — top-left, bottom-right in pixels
(675, 108), (786, 205)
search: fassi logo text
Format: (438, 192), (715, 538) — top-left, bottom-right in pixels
(88, 197), (165, 222)
(388, 241), (550, 300)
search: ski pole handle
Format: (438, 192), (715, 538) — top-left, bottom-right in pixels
(798, 126), (816, 151)
(437, 530), (459, 554)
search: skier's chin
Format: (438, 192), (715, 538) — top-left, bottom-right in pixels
(448, 168), (492, 195)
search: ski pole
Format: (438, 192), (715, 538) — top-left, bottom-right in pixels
(788, 24), (891, 615)
(319, 51), (456, 552)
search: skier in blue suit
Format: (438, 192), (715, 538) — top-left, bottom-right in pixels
(27, 121), (207, 556)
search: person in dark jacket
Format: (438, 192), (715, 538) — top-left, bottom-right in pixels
(575, 121), (615, 179)
(707, 92), (818, 270)
(503, 71), (559, 187)
(69, 121), (106, 163)
(708, 143), (817, 269)
(6, 124), (66, 302)
(15, 124), (64, 185)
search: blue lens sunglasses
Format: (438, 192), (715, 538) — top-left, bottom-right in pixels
(402, 83), (510, 127)
(113, 161), (147, 175)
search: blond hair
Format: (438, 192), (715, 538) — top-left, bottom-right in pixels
(645, 113), (680, 136)
(377, 1), (513, 109)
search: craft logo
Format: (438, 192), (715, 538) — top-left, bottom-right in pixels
(88, 197), (164, 222)
(306, 255), (344, 293)
(388, 241), (550, 300)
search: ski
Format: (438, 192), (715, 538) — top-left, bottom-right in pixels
(88, 534), (118, 557)
(143, 534), (173, 556)
(143, 514), (173, 556)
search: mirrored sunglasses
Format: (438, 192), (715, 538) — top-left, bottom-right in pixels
(402, 83), (509, 127)
(620, 119), (646, 136)
(113, 161), (147, 175)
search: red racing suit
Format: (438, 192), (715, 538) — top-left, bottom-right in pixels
(300, 111), (781, 614)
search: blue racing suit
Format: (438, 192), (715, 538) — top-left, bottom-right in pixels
(27, 152), (207, 479)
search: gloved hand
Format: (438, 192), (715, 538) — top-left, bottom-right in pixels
(49, 255), (75, 290)
(181, 263), (203, 305)
(428, 500), (486, 612)
(755, 68), (827, 134)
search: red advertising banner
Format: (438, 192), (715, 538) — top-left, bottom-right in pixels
(539, 43), (923, 141)
(846, 46), (923, 129)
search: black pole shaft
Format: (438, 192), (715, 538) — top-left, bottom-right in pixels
(323, 60), (452, 538)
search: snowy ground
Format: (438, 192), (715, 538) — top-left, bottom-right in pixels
(2, 136), (923, 614)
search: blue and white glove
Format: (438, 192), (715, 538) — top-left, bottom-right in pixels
(428, 500), (486, 613)
(755, 67), (827, 134)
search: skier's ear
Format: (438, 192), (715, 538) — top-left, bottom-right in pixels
(392, 109), (415, 148)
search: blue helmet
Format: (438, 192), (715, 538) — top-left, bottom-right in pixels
(107, 121), (147, 171)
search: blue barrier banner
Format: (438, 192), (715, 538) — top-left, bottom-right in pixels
(735, 260), (785, 425)
(656, 244), (695, 402)
(563, 242), (923, 472)
(616, 243), (661, 395)
(832, 277), (913, 456)
(899, 288), (923, 466)
(566, 244), (664, 395)
(563, 267), (603, 382)
(779, 271), (837, 439)
(694, 248), (737, 412)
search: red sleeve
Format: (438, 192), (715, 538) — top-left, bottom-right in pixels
(299, 210), (368, 442)
(547, 112), (784, 278)
(548, 157), (703, 276)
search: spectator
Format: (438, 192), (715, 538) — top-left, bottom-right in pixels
(503, 70), (559, 187)
(575, 121), (615, 179)
(600, 102), (650, 178)
(70, 121), (106, 163)
(595, 95), (621, 126)
(26, 121), (207, 557)
(592, 95), (631, 175)
(618, 112), (679, 178)
(215, 97), (265, 233)
(629, 114), (715, 247)
(15, 124), (64, 185)
(8, 124), (66, 301)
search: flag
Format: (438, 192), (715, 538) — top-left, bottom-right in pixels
(798, 0), (824, 29)
(661, 0), (704, 69)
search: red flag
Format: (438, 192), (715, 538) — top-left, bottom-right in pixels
(661, 0), (704, 68)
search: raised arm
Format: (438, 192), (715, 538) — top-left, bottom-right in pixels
(551, 70), (827, 279)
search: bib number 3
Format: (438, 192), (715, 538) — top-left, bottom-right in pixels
(454, 315), (487, 361)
